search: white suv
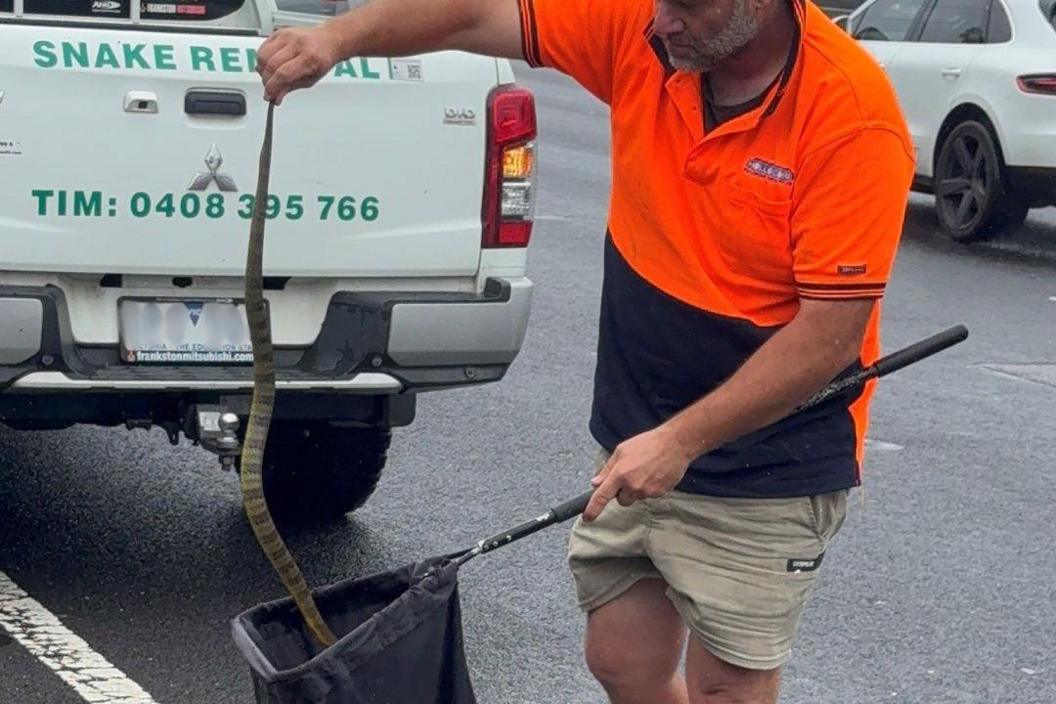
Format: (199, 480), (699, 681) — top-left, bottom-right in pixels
(846, 0), (1056, 241)
(0, 0), (537, 520)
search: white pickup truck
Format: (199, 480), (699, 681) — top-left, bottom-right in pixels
(0, 0), (537, 520)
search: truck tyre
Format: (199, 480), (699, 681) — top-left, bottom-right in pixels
(934, 120), (1028, 242)
(257, 423), (391, 523)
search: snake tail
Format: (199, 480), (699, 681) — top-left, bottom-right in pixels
(240, 102), (337, 649)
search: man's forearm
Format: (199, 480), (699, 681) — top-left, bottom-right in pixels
(320, 0), (517, 63)
(665, 300), (874, 458)
(258, 0), (522, 103)
(581, 299), (875, 521)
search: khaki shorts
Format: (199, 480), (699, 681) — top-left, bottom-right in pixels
(568, 450), (847, 671)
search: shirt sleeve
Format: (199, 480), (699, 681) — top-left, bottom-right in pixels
(517, 0), (644, 105)
(790, 127), (916, 300)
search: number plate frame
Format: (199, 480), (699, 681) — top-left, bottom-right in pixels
(118, 297), (263, 365)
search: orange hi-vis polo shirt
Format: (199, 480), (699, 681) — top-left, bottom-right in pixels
(518, 0), (915, 497)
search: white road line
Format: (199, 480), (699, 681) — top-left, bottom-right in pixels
(0, 571), (158, 704)
(865, 438), (905, 452)
(981, 363), (1056, 389)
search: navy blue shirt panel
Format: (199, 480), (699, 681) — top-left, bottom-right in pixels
(588, 232), (862, 499)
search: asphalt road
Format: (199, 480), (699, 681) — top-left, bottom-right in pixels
(2, 65), (1056, 704)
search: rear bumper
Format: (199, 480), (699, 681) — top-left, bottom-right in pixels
(0, 277), (532, 398)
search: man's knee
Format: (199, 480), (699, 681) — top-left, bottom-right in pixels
(690, 679), (771, 704)
(686, 639), (781, 704)
(584, 622), (680, 690)
(582, 579), (685, 692)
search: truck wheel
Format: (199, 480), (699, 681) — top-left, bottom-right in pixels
(256, 423), (391, 523)
(934, 120), (1028, 242)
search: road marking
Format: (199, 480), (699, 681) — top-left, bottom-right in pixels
(865, 438), (904, 452)
(981, 363), (1056, 389)
(0, 571), (158, 704)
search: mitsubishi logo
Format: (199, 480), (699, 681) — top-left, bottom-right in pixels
(184, 302), (204, 327)
(188, 144), (238, 192)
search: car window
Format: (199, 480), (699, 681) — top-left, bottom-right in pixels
(918, 0), (988, 42)
(1042, 0), (1056, 30)
(852, 0), (928, 41)
(987, 0), (1012, 41)
(21, 0), (244, 19)
(0, 0), (11, 11)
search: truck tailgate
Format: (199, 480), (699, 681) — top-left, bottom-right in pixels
(0, 23), (495, 277)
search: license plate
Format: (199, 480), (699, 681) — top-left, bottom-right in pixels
(119, 298), (257, 364)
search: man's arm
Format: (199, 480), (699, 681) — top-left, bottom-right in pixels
(583, 297), (875, 521)
(257, 0), (522, 104)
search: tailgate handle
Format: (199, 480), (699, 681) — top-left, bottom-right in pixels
(184, 91), (246, 116)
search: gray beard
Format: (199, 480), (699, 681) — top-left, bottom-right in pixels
(666, 0), (761, 73)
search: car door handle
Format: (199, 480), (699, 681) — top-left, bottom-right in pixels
(941, 68), (962, 78)
(184, 90), (246, 116)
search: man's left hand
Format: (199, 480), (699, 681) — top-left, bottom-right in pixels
(582, 425), (697, 522)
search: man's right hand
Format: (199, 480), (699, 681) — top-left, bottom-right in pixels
(258, 26), (342, 105)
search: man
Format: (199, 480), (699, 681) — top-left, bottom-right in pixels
(257, 0), (914, 701)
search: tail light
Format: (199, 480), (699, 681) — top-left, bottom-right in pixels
(482, 85), (537, 248)
(1017, 74), (1056, 95)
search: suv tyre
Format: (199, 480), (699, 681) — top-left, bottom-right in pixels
(934, 120), (1028, 242)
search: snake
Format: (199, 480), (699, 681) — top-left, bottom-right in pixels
(239, 102), (337, 649)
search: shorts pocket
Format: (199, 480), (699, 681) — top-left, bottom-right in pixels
(805, 491), (848, 543)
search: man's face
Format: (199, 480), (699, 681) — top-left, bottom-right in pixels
(653, 0), (764, 72)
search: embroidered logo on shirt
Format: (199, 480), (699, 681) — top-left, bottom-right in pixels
(837, 264), (868, 276)
(745, 158), (794, 184)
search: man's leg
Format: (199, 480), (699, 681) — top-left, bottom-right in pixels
(584, 578), (689, 704)
(647, 489), (849, 704)
(684, 636), (781, 704)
